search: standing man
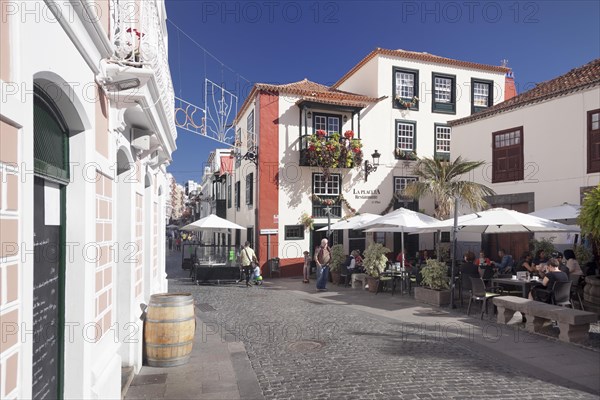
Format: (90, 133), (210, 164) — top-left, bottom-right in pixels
(240, 241), (258, 287)
(315, 238), (331, 291)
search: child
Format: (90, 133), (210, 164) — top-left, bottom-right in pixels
(252, 264), (263, 285)
(303, 250), (311, 283)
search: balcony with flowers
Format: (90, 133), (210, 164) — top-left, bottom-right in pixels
(300, 130), (363, 174)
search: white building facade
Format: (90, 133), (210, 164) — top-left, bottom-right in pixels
(227, 49), (515, 275)
(451, 58), (600, 258)
(0, 1), (176, 398)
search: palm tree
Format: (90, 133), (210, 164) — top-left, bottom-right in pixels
(402, 156), (496, 220)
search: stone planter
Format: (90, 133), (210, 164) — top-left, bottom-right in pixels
(366, 276), (379, 293)
(583, 276), (600, 314)
(414, 287), (451, 307)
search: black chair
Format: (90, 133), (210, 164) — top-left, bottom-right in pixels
(569, 275), (585, 310)
(460, 272), (476, 303)
(481, 267), (495, 287)
(551, 281), (572, 308)
(468, 277), (501, 320)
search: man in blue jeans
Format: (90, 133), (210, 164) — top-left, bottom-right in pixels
(314, 238), (331, 291)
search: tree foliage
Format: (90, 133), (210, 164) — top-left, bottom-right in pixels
(402, 156), (496, 220)
(578, 184), (600, 253)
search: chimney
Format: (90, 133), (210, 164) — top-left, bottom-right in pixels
(504, 70), (517, 101)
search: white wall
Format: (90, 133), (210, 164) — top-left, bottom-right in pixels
(452, 86), (600, 247)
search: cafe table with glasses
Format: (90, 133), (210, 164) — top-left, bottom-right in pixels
(492, 273), (541, 298)
(380, 263), (411, 295)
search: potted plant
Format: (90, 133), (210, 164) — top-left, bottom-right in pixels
(299, 212), (314, 231)
(363, 243), (390, 293)
(329, 244), (346, 284)
(414, 259), (451, 306)
(394, 149), (418, 161)
(395, 95), (419, 109)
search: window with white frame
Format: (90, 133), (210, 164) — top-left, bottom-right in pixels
(396, 121), (416, 151)
(246, 110), (255, 151)
(435, 125), (451, 157)
(394, 176), (417, 196)
(471, 79), (494, 113)
(397, 72), (414, 98)
(313, 113), (341, 135)
(473, 83), (489, 107)
(393, 67), (419, 110)
(434, 77), (452, 103)
(313, 174), (340, 195)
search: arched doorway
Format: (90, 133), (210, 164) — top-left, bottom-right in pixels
(32, 83), (70, 399)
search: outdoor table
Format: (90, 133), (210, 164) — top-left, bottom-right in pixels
(380, 271), (410, 295)
(492, 277), (540, 298)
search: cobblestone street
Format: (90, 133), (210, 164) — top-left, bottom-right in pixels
(166, 253), (599, 400)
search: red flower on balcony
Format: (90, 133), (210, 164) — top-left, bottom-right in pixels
(308, 145), (316, 152)
(316, 129), (327, 138)
(126, 27), (145, 38)
(344, 130), (354, 139)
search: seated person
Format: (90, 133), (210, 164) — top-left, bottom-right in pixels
(532, 249), (548, 269)
(417, 250), (431, 266)
(552, 251), (570, 276)
(474, 251), (492, 268)
(354, 251), (364, 267)
(461, 251), (480, 289)
(347, 250), (365, 274)
(516, 251), (536, 275)
(493, 249), (514, 275)
(563, 249), (583, 277)
(529, 258), (569, 303)
(395, 251), (413, 271)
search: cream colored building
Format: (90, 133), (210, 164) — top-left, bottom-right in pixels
(0, 1), (176, 398)
(226, 48), (515, 275)
(451, 58), (600, 258)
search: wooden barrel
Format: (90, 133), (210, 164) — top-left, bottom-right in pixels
(144, 293), (195, 367)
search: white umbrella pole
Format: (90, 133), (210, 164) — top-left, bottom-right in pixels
(401, 226), (405, 270)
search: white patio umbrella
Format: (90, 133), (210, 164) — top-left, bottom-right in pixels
(361, 208), (441, 269)
(429, 208), (580, 233)
(180, 214), (246, 231)
(528, 203), (581, 224)
(316, 213), (380, 231)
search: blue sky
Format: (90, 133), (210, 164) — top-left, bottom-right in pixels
(166, 0), (600, 184)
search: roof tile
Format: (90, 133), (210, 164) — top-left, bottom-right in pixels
(450, 58), (600, 126)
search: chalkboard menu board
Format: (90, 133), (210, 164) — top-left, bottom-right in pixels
(32, 177), (60, 399)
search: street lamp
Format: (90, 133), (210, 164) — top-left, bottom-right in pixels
(323, 206), (332, 239)
(449, 196), (459, 309)
(364, 150), (381, 182)
(231, 148), (258, 165)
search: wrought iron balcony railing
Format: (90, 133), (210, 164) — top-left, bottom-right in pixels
(110, 0), (177, 141)
(312, 196), (342, 218)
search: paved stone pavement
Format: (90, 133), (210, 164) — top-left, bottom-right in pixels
(127, 251), (599, 399)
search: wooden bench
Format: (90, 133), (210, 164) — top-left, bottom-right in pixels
(493, 296), (599, 344)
